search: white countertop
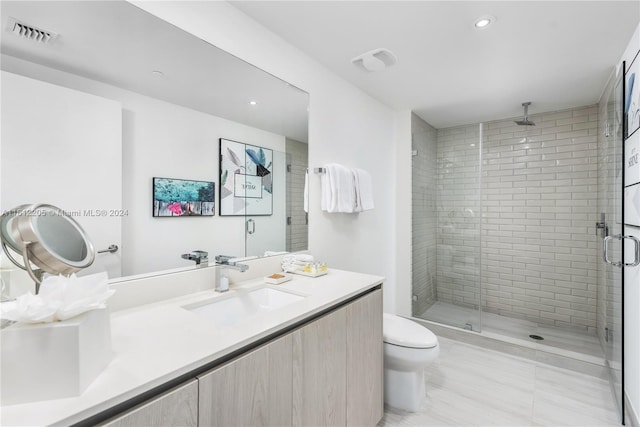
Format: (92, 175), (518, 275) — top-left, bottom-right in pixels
(0, 268), (383, 426)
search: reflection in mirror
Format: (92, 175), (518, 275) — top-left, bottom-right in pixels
(0, 1), (308, 296)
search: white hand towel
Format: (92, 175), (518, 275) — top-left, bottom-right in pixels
(326, 163), (356, 213)
(353, 168), (374, 211)
(353, 169), (361, 212)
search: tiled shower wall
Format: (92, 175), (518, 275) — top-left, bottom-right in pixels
(482, 106), (599, 332)
(413, 106), (600, 332)
(435, 125), (483, 310)
(411, 114), (438, 315)
(596, 76), (622, 346)
(285, 138), (308, 252)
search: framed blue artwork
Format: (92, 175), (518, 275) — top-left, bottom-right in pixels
(153, 177), (215, 217)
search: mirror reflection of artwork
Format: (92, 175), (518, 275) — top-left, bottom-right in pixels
(625, 55), (639, 138)
(219, 138), (273, 216)
(624, 184), (640, 227)
(626, 133), (640, 187)
(153, 178), (215, 217)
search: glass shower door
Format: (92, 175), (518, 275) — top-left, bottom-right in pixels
(600, 65), (624, 423)
(245, 148), (287, 257)
(412, 117), (483, 331)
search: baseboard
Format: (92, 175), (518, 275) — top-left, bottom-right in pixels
(626, 392), (639, 426)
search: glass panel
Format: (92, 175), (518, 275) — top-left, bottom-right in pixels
(245, 147), (287, 258)
(600, 67), (624, 422)
(0, 1), (309, 283)
(411, 115), (482, 331)
(284, 138), (309, 253)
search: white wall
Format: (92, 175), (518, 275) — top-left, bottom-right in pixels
(621, 21), (640, 426)
(1, 71), (122, 294)
(130, 1), (399, 311)
(1, 55), (286, 277)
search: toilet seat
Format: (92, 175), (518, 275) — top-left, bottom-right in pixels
(383, 313), (438, 349)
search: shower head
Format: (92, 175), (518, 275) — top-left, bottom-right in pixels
(515, 102), (535, 126)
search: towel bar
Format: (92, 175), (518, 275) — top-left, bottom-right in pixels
(314, 167), (326, 174)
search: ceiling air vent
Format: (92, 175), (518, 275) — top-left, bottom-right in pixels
(351, 48), (397, 72)
(8, 18), (57, 43)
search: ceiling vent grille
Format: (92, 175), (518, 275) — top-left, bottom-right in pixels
(8, 18), (57, 44)
(352, 48), (397, 72)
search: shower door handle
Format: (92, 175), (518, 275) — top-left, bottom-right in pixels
(624, 235), (640, 267)
(246, 219), (255, 235)
(603, 234), (640, 267)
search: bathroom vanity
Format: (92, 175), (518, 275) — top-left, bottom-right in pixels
(0, 268), (384, 427)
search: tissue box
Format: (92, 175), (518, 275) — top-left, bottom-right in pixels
(1, 308), (112, 405)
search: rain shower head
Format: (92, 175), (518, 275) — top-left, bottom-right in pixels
(515, 102), (535, 126)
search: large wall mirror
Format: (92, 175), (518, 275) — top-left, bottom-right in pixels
(0, 1), (309, 295)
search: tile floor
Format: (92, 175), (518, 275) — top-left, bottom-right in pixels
(378, 336), (620, 427)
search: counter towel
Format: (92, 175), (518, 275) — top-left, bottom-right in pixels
(322, 163), (356, 213)
(353, 168), (374, 211)
(303, 169), (309, 213)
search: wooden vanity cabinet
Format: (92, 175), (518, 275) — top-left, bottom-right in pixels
(290, 287), (383, 426)
(98, 287), (382, 427)
(100, 380), (198, 427)
(198, 334), (293, 427)
(292, 303), (347, 426)
(345, 287), (384, 425)
(198, 288), (383, 427)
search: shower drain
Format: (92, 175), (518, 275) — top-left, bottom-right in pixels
(529, 334), (544, 341)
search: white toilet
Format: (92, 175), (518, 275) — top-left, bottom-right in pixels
(383, 313), (440, 412)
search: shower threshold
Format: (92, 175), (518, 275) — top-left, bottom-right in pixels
(414, 301), (607, 378)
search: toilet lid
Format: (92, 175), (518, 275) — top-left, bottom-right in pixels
(383, 313), (438, 349)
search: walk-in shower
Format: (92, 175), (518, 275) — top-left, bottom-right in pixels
(410, 104), (610, 367)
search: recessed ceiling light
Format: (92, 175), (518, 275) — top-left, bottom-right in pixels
(249, 100), (257, 106)
(474, 15), (495, 29)
(151, 70), (164, 77)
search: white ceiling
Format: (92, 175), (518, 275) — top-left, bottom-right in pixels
(231, 1), (640, 128)
(1, 1), (309, 142)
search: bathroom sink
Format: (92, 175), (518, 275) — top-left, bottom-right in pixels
(184, 286), (305, 326)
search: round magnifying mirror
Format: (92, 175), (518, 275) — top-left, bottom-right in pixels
(0, 204), (31, 268)
(1, 204), (95, 292)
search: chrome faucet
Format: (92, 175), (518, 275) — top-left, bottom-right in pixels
(181, 250), (209, 268)
(214, 255), (249, 293)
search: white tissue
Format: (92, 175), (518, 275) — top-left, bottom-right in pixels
(0, 272), (114, 323)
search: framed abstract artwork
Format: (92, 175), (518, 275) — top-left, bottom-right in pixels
(626, 132), (640, 187)
(153, 177), (215, 217)
(219, 138), (273, 216)
(625, 184), (640, 227)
